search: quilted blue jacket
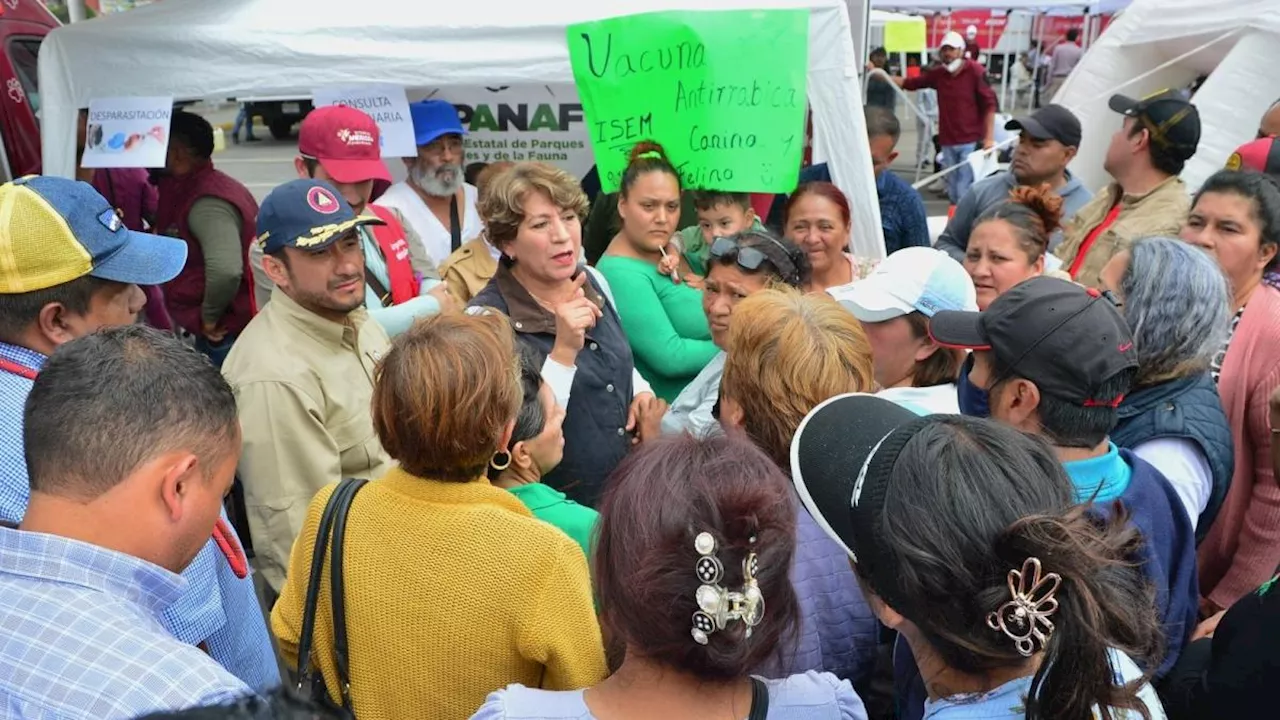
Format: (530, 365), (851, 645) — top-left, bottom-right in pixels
(1111, 373), (1234, 543)
(758, 503), (880, 685)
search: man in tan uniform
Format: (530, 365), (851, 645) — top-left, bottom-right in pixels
(223, 178), (392, 592)
(1055, 91), (1200, 288)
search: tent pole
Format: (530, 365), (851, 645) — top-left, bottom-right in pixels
(1071, 28), (1241, 111)
(67, 0), (87, 23)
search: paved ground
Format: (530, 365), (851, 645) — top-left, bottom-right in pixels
(190, 104), (952, 215)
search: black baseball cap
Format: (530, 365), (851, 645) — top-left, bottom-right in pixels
(256, 179), (383, 254)
(1108, 90), (1201, 161)
(1005, 104), (1081, 148)
(928, 276), (1138, 407)
(790, 393), (932, 602)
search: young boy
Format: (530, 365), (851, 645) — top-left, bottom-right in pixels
(659, 190), (765, 280)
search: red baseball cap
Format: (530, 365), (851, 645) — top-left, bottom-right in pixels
(298, 106), (392, 184)
(1226, 136), (1280, 178)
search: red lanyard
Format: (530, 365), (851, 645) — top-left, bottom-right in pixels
(0, 356), (38, 381)
(0, 351), (249, 579)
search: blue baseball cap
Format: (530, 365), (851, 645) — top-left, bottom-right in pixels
(409, 99), (466, 147)
(256, 179), (383, 255)
(0, 175), (187, 294)
(828, 246), (978, 322)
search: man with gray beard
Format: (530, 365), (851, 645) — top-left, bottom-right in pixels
(377, 100), (484, 267)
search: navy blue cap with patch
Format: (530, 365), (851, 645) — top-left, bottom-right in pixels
(255, 178), (383, 254)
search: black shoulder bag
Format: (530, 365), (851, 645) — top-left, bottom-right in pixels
(295, 478), (368, 718)
(748, 676), (769, 719)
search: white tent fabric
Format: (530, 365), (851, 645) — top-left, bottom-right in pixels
(1052, 0), (1280, 193)
(39, 0), (888, 257)
(872, 0), (1128, 11)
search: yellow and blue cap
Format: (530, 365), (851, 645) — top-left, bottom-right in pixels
(0, 175), (187, 294)
(256, 179), (383, 254)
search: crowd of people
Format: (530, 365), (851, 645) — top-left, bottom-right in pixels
(0, 32), (1279, 720)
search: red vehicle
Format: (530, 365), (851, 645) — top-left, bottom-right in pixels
(0, 0), (59, 182)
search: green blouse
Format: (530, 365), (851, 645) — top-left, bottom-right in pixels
(595, 255), (719, 402)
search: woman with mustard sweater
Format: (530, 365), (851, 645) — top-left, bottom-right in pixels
(270, 312), (607, 720)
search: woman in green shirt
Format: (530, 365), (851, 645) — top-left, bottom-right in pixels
(489, 345), (599, 558)
(596, 141), (719, 402)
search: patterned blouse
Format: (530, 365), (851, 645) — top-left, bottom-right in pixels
(1211, 307), (1246, 384)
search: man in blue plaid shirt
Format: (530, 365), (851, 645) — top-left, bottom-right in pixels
(0, 177), (278, 708)
(1, 326), (253, 717)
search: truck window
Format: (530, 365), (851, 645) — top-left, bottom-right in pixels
(8, 38), (41, 123)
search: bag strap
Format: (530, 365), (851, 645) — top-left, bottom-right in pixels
(748, 677), (769, 720)
(330, 477), (367, 711)
(364, 265), (391, 308)
(294, 478), (366, 705)
(449, 194), (462, 253)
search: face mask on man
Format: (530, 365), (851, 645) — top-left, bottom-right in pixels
(945, 58), (964, 74)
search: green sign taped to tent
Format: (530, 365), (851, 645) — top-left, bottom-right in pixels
(567, 9), (809, 194)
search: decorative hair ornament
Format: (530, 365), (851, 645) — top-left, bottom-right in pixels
(986, 557), (1061, 657)
(637, 150), (664, 160)
(691, 532), (765, 645)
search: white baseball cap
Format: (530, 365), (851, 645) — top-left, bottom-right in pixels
(827, 247), (977, 323)
(941, 31), (966, 50)
(966, 25), (978, 37)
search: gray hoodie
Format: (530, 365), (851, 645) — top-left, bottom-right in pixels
(935, 170), (1092, 262)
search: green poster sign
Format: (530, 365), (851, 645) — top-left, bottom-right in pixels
(567, 9), (809, 194)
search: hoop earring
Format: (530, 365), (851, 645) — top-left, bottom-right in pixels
(489, 450), (512, 471)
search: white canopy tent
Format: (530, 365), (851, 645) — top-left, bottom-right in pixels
(39, 0), (887, 257)
(1053, 0), (1280, 193)
(872, 0), (1128, 11)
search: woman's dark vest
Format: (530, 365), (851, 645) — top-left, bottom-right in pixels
(471, 268), (635, 508)
(1112, 373), (1235, 543)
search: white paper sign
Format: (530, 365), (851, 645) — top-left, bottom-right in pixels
(416, 85), (594, 179)
(311, 85), (415, 158)
(967, 148), (1001, 183)
(81, 96), (173, 169)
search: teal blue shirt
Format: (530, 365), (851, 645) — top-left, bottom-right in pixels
(360, 225), (442, 337)
(1061, 442), (1132, 504)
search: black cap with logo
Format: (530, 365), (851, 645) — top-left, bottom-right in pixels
(1005, 104), (1082, 148)
(1108, 90), (1201, 162)
(928, 276), (1138, 407)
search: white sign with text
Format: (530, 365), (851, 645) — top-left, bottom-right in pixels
(312, 84), (416, 158)
(81, 96), (173, 169)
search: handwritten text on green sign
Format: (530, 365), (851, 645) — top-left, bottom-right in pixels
(567, 10), (809, 194)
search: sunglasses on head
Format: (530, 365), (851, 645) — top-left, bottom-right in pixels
(708, 233), (799, 283)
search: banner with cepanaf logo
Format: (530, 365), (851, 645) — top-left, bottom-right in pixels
(416, 85), (594, 179)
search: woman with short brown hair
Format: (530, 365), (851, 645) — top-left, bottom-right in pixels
(716, 287), (881, 686)
(272, 312), (607, 719)
(438, 161), (517, 303)
(470, 162), (664, 508)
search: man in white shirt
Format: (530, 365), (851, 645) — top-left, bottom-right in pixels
(377, 100), (483, 267)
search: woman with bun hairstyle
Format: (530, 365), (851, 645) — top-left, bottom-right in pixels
(791, 395), (1168, 720)
(472, 432), (869, 719)
(956, 184), (1059, 417)
(470, 162), (664, 508)
(783, 182), (875, 293)
(596, 141), (720, 402)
